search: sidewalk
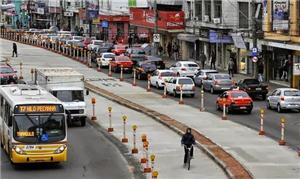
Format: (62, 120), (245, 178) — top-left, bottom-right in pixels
(86, 92), (228, 179)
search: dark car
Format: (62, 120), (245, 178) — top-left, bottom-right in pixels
(144, 56), (165, 69)
(95, 43), (114, 53)
(126, 47), (146, 57)
(236, 78), (268, 100)
(135, 61), (157, 80)
(131, 54), (146, 66)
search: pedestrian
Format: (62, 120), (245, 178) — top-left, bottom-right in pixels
(12, 43), (18, 57)
(181, 128), (195, 166)
(158, 45), (163, 56)
(167, 42), (172, 58)
(228, 58), (235, 77)
(210, 50), (216, 70)
(173, 43), (179, 61)
(200, 52), (207, 69)
(281, 59), (289, 81)
(128, 35), (132, 48)
(257, 59), (264, 82)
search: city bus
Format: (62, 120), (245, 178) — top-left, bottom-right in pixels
(0, 84), (67, 164)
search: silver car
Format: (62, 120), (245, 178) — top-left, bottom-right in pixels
(266, 88), (300, 113)
(193, 69), (218, 87)
(202, 73), (234, 94)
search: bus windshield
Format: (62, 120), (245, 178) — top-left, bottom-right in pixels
(13, 114), (65, 143)
(52, 90), (84, 102)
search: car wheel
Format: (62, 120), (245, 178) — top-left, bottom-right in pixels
(277, 104), (282, 113)
(210, 86), (215, 94)
(156, 82), (160, 89)
(266, 100), (271, 109)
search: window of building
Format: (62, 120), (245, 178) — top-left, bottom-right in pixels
(214, 0), (222, 18)
(205, 1), (211, 17)
(238, 2), (249, 29)
(195, 1), (202, 20)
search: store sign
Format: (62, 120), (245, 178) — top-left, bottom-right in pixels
(272, 0), (289, 30)
(101, 21), (109, 28)
(231, 33), (246, 49)
(87, 10), (98, 20)
(37, 8), (44, 15)
(14, 104), (64, 114)
(153, 34), (160, 42)
(209, 30), (233, 44)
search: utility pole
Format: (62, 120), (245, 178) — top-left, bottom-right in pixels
(153, 0), (158, 56)
(251, 0), (258, 78)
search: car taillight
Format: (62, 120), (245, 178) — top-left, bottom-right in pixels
(181, 68), (187, 71)
(280, 97), (284, 101)
(176, 86), (181, 91)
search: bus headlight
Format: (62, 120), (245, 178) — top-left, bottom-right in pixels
(54, 145), (66, 154)
(13, 146), (25, 155)
(79, 109), (84, 114)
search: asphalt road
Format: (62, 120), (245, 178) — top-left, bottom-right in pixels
(1, 122), (135, 179)
(93, 64), (300, 151)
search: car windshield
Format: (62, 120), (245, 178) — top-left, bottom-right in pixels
(183, 63), (198, 67)
(104, 54), (115, 58)
(284, 90), (300, 96)
(244, 79), (260, 84)
(178, 79), (193, 85)
(215, 75), (230, 80)
(160, 72), (176, 77)
(14, 115), (65, 143)
(52, 90), (84, 102)
(132, 49), (145, 54)
(231, 92), (249, 98)
(0, 67), (14, 74)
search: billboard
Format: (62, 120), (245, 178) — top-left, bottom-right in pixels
(272, 0), (289, 30)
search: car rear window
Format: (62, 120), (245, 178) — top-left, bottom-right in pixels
(183, 63), (198, 67)
(94, 41), (102, 45)
(0, 67), (14, 74)
(231, 92), (249, 98)
(284, 90), (300, 96)
(116, 57), (130, 61)
(160, 72), (176, 77)
(244, 79), (259, 84)
(178, 79), (193, 85)
(104, 54), (115, 58)
(215, 74), (230, 80)
(132, 57), (145, 62)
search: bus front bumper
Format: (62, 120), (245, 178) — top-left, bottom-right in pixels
(11, 149), (67, 163)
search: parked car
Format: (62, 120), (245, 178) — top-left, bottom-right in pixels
(0, 64), (18, 85)
(112, 45), (127, 55)
(134, 61), (157, 80)
(126, 47), (146, 57)
(110, 55), (133, 72)
(236, 78), (268, 100)
(144, 56), (165, 69)
(96, 53), (115, 67)
(216, 90), (253, 114)
(169, 61), (200, 77)
(202, 73), (234, 94)
(193, 69), (218, 87)
(165, 77), (195, 97)
(130, 54), (146, 66)
(266, 88), (300, 113)
(95, 43), (114, 53)
(87, 40), (104, 50)
(83, 37), (97, 47)
(150, 69), (177, 88)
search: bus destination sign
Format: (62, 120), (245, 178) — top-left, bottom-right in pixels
(14, 104), (64, 114)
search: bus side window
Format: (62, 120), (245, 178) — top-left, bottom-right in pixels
(4, 102), (12, 127)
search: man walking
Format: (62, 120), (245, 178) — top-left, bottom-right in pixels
(210, 50), (216, 70)
(200, 52), (206, 69)
(12, 43), (18, 57)
(228, 58), (235, 77)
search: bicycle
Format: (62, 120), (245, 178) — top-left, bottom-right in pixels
(184, 145), (193, 170)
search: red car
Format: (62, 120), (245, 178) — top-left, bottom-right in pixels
(112, 45), (127, 55)
(0, 64), (18, 85)
(216, 89), (253, 114)
(110, 56), (133, 73)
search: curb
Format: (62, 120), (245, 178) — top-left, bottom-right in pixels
(84, 81), (254, 179)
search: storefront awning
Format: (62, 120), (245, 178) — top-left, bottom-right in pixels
(177, 33), (199, 42)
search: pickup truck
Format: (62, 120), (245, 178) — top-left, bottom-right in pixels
(165, 77), (195, 97)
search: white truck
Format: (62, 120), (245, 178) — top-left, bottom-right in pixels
(34, 68), (87, 126)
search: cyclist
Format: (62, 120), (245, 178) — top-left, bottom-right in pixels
(181, 128), (195, 166)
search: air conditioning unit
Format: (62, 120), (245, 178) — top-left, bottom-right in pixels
(213, 18), (221, 24)
(204, 15), (210, 22)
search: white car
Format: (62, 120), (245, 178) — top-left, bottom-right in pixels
(88, 40), (104, 50)
(150, 70), (177, 88)
(72, 36), (84, 41)
(96, 53), (116, 67)
(165, 77), (195, 97)
(169, 61), (200, 77)
(267, 88), (300, 113)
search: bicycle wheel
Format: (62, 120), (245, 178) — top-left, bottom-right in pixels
(187, 151), (191, 170)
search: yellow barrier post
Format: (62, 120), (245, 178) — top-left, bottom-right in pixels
(121, 115), (128, 143)
(279, 117), (286, 145)
(91, 98), (97, 120)
(258, 108), (265, 135)
(131, 125), (138, 154)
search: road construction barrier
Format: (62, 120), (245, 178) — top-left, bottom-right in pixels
(30, 68), (34, 81)
(147, 74), (151, 92)
(143, 141), (152, 173)
(19, 62), (24, 80)
(162, 83), (167, 98)
(258, 108), (265, 135)
(97, 60), (102, 72)
(107, 107), (113, 132)
(108, 62), (112, 77)
(279, 117), (286, 145)
(120, 65), (124, 81)
(222, 98), (227, 120)
(179, 85), (184, 104)
(91, 98), (97, 120)
(88, 51), (92, 67)
(121, 115), (128, 143)
(76, 48), (79, 61)
(200, 88), (205, 111)
(131, 125), (138, 154)
(132, 69), (137, 86)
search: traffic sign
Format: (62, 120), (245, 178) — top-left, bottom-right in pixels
(252, 47), (258, 56)
(153, 34), (160, 43)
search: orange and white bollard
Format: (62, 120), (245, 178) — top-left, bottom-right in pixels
(258, 108), (265, 135)
(147, 74), (151, 92)
(30, 68), (34, 81)
(132, 69), (137, 86)
(121, 115), (128, 143)
(162, 83), (167, 98)
(179, 85), (184, 104)
(200, 89), (205, 111)
(108, 62), (112, 77)
(97, 60), (102, 72)
(131, 125), (138, 154)
(19, 62), (24, 80)
(107, 107), (113, 132)
(143, 141), (152, 173)
(120, 65), (124, 81)
(91, 98), (97, 120)
(222, 98), (227, 120)
(278, 117), (286, 145)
